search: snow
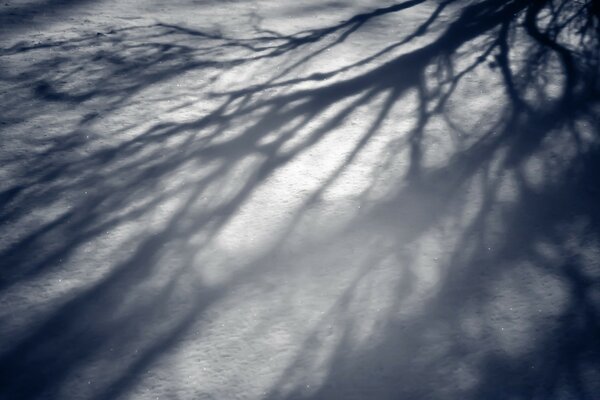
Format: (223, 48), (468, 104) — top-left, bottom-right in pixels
(1, 0), (599, 399)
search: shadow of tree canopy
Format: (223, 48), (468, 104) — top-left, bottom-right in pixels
(0, 0), (599, 399)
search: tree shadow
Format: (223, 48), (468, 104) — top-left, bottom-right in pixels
(0, 0), (598, 399)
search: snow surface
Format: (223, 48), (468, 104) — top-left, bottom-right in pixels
(0, 0), (599, 399)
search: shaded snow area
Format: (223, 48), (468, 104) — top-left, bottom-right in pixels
(1, 0), (599, 399)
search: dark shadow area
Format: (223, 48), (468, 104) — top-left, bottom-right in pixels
(0, 0), (98, 33)
(0, 0), (598, 398)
